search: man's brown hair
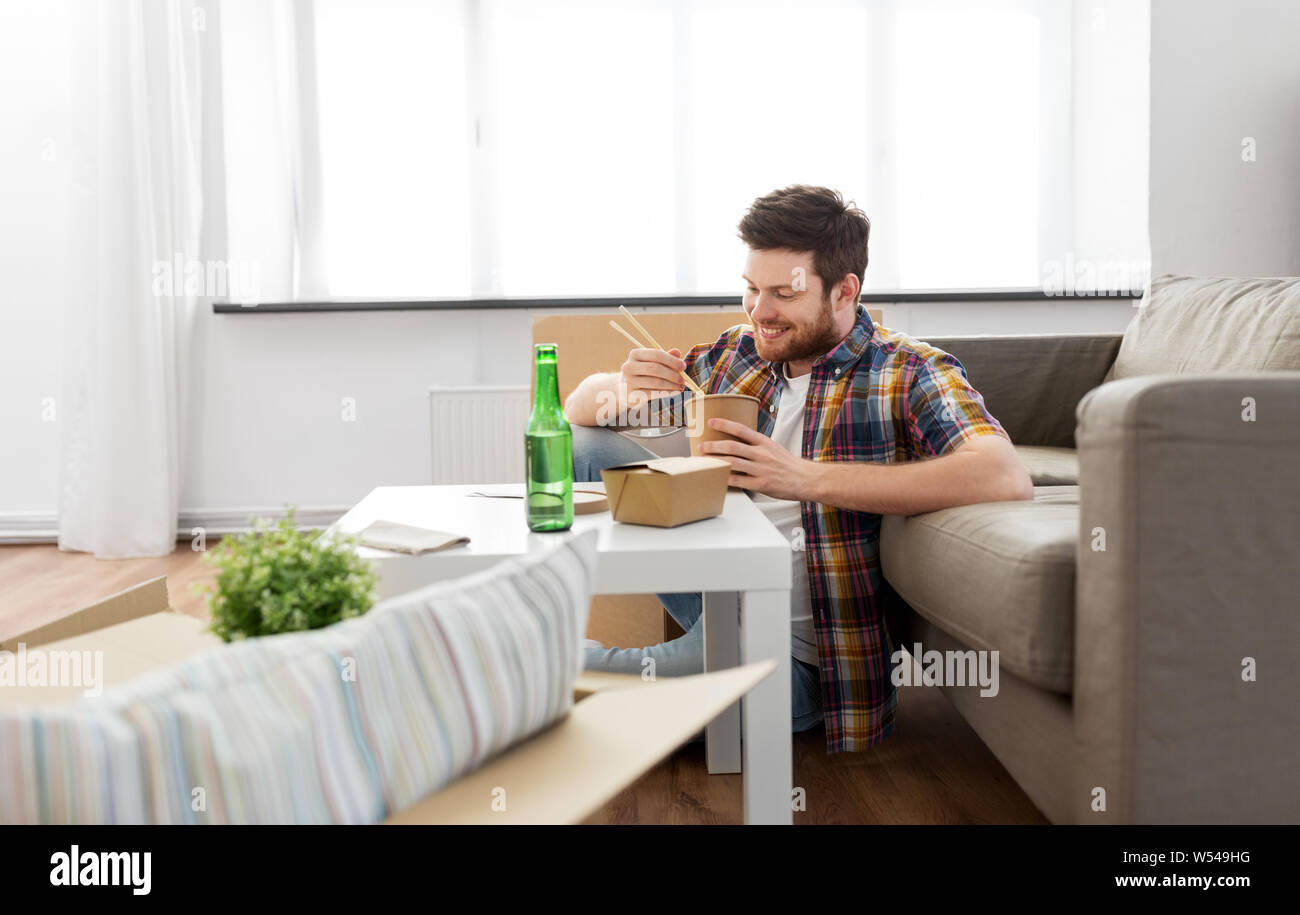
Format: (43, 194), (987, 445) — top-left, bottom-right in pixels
(737, 185), (870, 300)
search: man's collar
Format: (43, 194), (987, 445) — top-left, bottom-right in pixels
(810, 303), (875, 370)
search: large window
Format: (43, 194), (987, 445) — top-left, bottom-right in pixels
(221, 0), (1149, 300)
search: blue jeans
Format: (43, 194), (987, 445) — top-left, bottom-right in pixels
(573, 425), (824, 733)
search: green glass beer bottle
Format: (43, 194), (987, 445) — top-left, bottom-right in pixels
(525, 343), (574, 532)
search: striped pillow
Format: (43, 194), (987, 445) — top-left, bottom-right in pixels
(0, 529), (597, 824)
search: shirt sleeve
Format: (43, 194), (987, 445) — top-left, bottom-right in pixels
(907, 351), (1008, 457)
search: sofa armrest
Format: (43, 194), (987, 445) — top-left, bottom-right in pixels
(923, 333), (1123, 448)
(1072, 372), (1300, 823)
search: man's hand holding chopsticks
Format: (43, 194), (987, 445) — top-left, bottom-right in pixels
(619, 346), (687, 407)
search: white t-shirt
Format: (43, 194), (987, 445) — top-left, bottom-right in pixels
(749, 364), (819, 667)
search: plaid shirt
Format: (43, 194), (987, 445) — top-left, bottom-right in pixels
(655, 304), (1007, 753)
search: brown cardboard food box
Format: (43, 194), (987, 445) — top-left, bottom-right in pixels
(0, 577), (773, 825)
(601, 455), (732, 527)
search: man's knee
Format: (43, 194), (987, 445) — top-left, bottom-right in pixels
(571, 424), (657, 482)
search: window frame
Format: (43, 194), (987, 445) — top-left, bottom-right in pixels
(237, 0), (1120, 306)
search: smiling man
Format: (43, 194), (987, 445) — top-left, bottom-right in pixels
(564, 184), (1032, 753)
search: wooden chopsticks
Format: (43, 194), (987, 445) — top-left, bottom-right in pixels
(609, 306), (707, 396)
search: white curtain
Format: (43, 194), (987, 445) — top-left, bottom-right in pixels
(57, 0), (212, 558)
(56, 0), (325, 556)
(222, 0), (331, 302)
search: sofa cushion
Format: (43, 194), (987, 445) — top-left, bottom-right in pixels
(880, 486), (1077, 694)
(1107, 275), (1300, 381)
(1, 530), (598, 824)
(1014, 445), (1078, 486)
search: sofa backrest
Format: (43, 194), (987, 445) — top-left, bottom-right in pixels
(1106, 275), (1300, 382)
(922, 333), (1123, 449)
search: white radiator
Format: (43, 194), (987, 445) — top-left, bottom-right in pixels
(428, 385), (531, 484)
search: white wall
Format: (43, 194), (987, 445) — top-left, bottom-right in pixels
(1148, 0), (1300, 277)
(0, 2), (72, 523)
(1071, 0), (1151, 287)
(178, 300), (1136, 518)
(0, 293), (1140, 532)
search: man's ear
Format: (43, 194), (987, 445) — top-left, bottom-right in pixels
(834, 272), (861, 310)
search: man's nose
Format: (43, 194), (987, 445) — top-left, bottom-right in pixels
(749, 296), (780, 323)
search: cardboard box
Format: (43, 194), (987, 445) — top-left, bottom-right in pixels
(0, 576), (176, 651)
(532, 310), (751, 403)
(601, 455), (731, 527)
(0, 577), (774, 825)
(531, 308), (883, 404)
(585, 593), (667, 648)
(0, 577), (222, 709)
(386, 662), (771, 825)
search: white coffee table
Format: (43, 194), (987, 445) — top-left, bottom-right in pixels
(333, 482), (793, 825)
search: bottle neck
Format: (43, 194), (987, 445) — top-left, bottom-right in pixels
(535, 361), (559, 406)
(532, 350), (564, 421)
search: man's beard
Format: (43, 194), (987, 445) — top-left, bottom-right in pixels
(752, 299), (842, 365)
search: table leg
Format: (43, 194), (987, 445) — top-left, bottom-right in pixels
(702, 590), (741, 775)
(741, 588), (792, 825)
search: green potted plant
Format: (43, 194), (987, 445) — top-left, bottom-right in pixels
(197, 507), (378, 642)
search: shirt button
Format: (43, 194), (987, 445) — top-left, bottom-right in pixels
(833, 368), (841, 376)
(769, 405), (777, 413)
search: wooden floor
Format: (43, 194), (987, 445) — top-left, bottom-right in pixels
(583, 684), (1047, 824)
(0, 542), (220, 639)
(0, 542), (1047, 825)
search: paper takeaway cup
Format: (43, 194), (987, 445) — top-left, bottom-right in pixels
(684, 394), (761, 457)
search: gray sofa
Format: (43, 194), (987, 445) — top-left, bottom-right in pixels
(881, 274), (1300, 823)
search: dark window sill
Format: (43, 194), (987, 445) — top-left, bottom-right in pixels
(212, 288), (1142, 314)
